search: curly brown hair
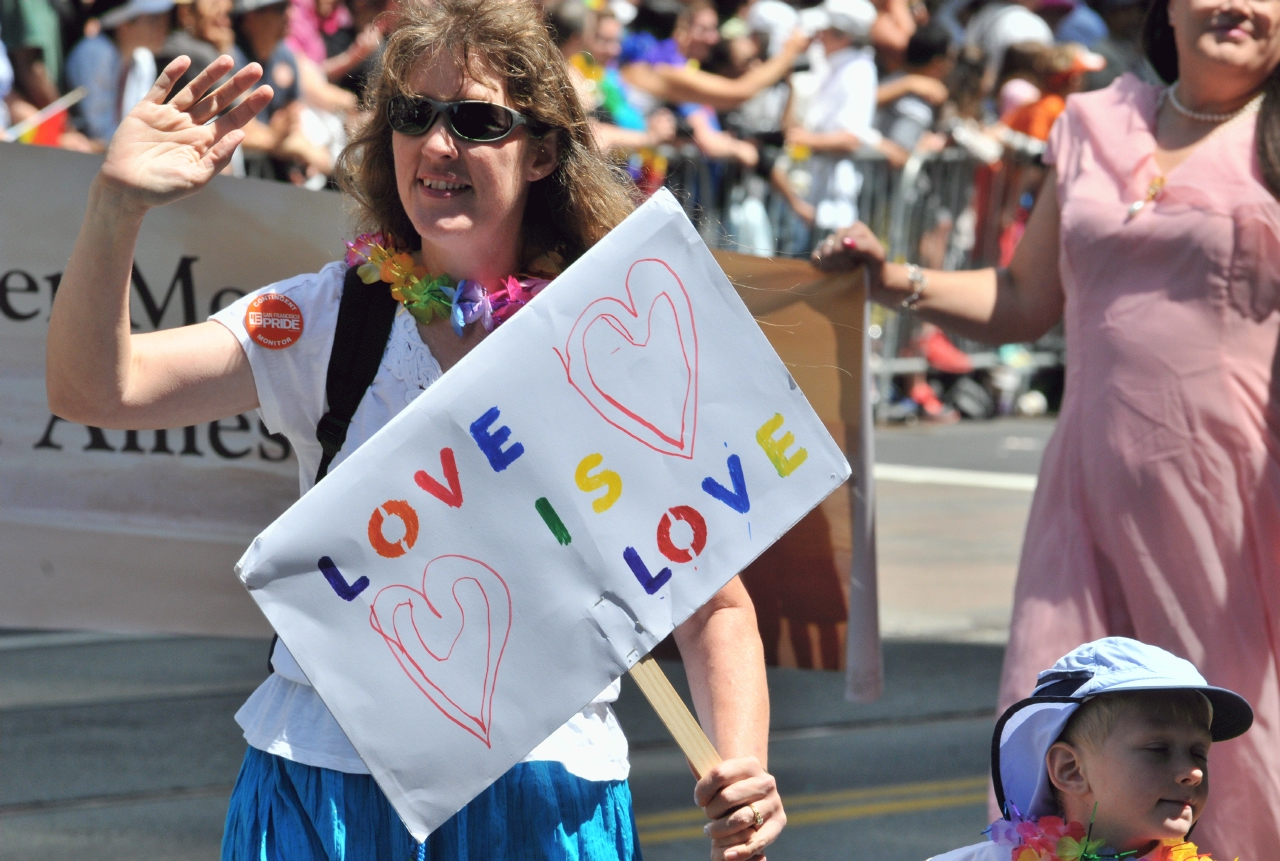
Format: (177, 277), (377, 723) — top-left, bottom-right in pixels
(336, 0), (636, 265)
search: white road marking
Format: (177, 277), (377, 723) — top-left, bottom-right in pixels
(874, 463), (1037, 492)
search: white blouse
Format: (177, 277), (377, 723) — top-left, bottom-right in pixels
(212, 261), (628, 780)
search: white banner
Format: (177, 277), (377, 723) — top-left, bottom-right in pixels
(0, 142), (349, 636)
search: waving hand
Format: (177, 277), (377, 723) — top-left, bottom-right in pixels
(100, 55), (274, 210)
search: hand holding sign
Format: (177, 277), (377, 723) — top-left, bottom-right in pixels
(236, 190), (851, 840)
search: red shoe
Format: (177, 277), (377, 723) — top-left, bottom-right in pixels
(920, 329), (974, 375)
(909, 380), (961, 424)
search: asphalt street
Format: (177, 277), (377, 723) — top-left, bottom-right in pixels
(0, 417), (1054, 861)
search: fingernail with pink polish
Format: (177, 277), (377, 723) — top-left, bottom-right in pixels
(842, 237), (857, 249)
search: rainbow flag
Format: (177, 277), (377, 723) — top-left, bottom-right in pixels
(2, 87), (86, 147)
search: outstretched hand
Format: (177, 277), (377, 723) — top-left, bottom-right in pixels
(99, 55), (274, 210)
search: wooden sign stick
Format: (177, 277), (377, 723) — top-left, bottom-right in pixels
(628, 655), (723, 778)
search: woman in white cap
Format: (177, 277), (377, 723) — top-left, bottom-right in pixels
(782, 0), (908, 240)
(45, 0), (786, 858)
(66, 0), (174, 142)
(817, 0), (1280, 851)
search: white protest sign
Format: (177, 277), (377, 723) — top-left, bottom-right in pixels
(236, 189), (852, 838)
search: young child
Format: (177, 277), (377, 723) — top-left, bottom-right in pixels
(930, 637), (1254, 861)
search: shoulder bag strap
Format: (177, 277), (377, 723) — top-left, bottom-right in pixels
(313, 265), (400, 485)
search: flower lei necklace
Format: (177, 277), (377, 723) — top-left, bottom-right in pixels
(987, 813), (1219, 861)
(344, 232), (555, 336)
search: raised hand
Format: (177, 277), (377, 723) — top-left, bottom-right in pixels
(99, 55), (274, 210)
(781, 28), (811, 58)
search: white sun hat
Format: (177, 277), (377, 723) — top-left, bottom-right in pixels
(993, 637), (1253, 821)
(820, 0), (876, 41)
(746, 0), (799, 57)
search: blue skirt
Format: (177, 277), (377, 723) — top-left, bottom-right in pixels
(221, 747), (643, 861)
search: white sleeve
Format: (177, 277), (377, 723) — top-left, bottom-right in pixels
(209, 261), (344, 445)
(834, 59), (883, 146)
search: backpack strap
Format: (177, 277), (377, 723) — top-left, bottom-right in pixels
(314, 265), (400, 484)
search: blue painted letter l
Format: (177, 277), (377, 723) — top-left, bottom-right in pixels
(319, 556), (369, 601)
(623, 547), (672, 595)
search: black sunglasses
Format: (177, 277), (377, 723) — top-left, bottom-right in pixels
(387, 95), (546, 143)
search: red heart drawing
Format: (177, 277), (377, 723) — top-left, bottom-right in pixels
(369, 555), (512, 747)
(555, 258), (699, 459)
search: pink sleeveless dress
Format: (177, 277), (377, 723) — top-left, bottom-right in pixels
(996, 75), (1280, 858)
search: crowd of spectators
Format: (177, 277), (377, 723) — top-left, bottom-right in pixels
(2, 0), (381, 178)
(3, 0), (1156, 208)
(1, 0), (1160, 420)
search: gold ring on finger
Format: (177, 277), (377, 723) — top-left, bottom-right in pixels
(747, 803), (764, 828)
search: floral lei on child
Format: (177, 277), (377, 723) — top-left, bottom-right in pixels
(344, 232), (558, 335)
(987, 815), (1218, 861)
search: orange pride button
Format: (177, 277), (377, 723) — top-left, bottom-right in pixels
(245, 293), (304, 349)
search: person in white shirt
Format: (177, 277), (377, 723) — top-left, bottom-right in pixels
(781, 0), (906, 241)
(66, 0), (173, 143)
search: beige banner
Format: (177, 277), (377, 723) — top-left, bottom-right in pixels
(0, 142), (879, 697)
(0, 141), (349, 636)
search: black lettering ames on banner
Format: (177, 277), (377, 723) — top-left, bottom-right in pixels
(35, 415), (292, 463)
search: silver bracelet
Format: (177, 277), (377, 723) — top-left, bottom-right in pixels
(900, 264), (926, 310)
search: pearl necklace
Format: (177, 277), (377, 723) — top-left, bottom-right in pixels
(1126, 86), (1264, 220)
(1167, 82), (1264, 123)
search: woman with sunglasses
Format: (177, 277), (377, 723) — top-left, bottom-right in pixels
(45, 0), (785, 859)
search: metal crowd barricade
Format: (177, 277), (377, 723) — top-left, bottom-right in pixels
(659, 149), (903, 258)
(873, 143), (1062, 421)
(661, 143), (721, 243)
(646, 143), (1063, 421)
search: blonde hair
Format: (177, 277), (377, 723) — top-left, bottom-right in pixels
(1060, 689), (1213, 751)
(336, 0), (636, 264)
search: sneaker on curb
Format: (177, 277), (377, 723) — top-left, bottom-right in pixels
(909, 380), (961, 424)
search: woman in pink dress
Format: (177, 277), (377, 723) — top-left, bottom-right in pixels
(818, 0), (1280, 854)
